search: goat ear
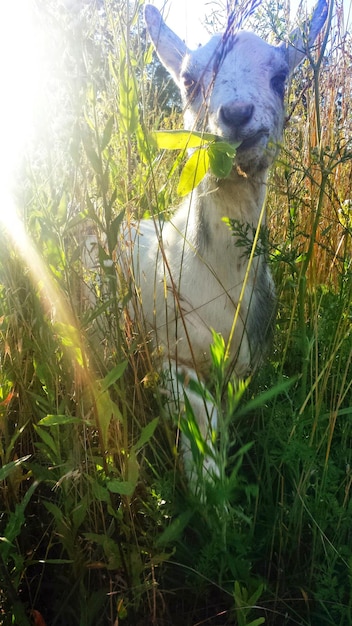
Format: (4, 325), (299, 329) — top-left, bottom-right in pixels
(280, 0), (328, 73)
(144, 4), (188, 84)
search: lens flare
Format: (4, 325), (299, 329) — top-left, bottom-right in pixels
(0, 2), (43, 216)
(0, 2), (90, 373)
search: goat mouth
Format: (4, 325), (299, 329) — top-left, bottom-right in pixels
(237, 131), (268, 152)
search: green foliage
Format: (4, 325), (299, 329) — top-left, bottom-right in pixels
(0, 0), (351, 624)
(153, 129), (238, 195)
(233, 581), (265, 626)
(0, 479), (38, 625)
(224, 218), (271, 259)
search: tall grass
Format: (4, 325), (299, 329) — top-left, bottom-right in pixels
(0, 1), (351, 624)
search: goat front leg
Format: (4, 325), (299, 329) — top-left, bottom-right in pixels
(163, 361), (219, 484)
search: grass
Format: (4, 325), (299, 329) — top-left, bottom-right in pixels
(0, 0), (351, 624)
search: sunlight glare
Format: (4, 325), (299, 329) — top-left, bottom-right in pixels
(0, 2), (83, 347)
(0, 0), (43, 229)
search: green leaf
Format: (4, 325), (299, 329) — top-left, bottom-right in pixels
(10, 602), (31, 626)
(144, 44), (154, 65)
(181, 396), (206, 456)
(177, 148), (210, 196)
(44, 501), (64, 524)
(233, 581), (265, 626)
(152, 131), (237, 191)
(107, 479), (135, 496)
(35, 426), (59, 458)
(127, 451), (139, 488)
(54, 322), (85, 368)
(82, 136), (102, 175)
(2, 482), (38, 560)
(91, 479), (110, 503)
(208, 143), (236, 178)
(119, 53), (139, 135)
(84, 533), (121, 569)
(235, 377), (297, 419)
(247, 583), (265, 606)
(133, 417), (159, 451)
(108, 209), (125, 249)
(99, 361), (128, 394)
(84, 532), (107, 545)
(209, 330), (227, 370)
(95, 391), (123, 449)
(72, 495), (88, 530)
(152, 129), (216, 150)
(101, 115), (114, 151)
(38, 414), (86, 427)
(0, 456), (31, 481)
(156, 510), (193, 546)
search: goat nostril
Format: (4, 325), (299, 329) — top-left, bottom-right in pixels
(220, 102), (254, 128)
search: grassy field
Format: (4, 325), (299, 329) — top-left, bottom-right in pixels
(0, 1), (351, 624)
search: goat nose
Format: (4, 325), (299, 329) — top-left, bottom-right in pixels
(219, 102), (254, 128)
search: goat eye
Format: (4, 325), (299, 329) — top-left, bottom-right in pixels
(182, 73), (199, 96)
(271, 73), (287, 98)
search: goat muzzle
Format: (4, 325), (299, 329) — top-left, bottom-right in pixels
(219, 101), (254, 129)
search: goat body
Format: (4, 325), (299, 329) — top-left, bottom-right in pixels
(130, 1), (328, 475)
(134, 169), (273, 378)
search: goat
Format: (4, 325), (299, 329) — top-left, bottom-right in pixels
(128, 1), (328, 479)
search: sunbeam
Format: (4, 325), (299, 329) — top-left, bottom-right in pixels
(0, 1), (89, 373)
(0, 2), (43, 216)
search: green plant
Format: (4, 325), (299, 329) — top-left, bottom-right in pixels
(0, 461), (36, 626)
(152, 129), (238, 195)
(233, 581), (265, 626)
(0, 0), (351, 624)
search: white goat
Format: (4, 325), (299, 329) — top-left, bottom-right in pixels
(129, 1), (327, 477)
